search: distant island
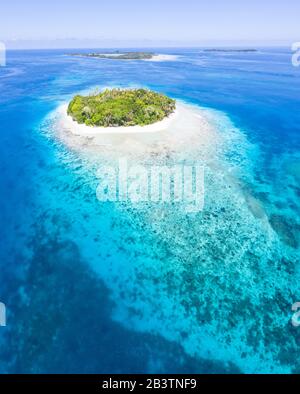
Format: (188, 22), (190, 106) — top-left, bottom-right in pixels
(67, 88), (176, 127)
(70, 51), (155, 60)
(204, 49), (257, 53)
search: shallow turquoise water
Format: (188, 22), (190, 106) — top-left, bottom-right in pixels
(0, 48), (300, 373)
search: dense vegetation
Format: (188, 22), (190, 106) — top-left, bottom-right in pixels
(71, 52), (155, 60)
(67, 88), (176, 127)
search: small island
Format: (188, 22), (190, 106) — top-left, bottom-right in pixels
(70, 51), (155, 60)
(204, 49), (257, 53)
(67, 88), (176, 127)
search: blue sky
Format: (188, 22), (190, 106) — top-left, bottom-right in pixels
(1, 0), (299, 48)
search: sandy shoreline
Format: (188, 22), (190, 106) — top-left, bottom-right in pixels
(144, 54), (179, 62)
(98, 54), (179, 62)
(73, 54), (179, 62)
(55, 101), (220, 163)
(59, 104), (179, 136)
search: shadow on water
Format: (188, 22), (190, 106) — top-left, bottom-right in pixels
(0, 222), (240, 374)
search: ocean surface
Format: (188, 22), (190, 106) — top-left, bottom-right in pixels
(0, 47), (300, 373)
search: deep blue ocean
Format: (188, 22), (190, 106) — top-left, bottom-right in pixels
(0, 47), (300, 373)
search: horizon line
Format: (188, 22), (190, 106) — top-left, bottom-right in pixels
(2, 38), (295, 51)
(5, 45), (292, 51)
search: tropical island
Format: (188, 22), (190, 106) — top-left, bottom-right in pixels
(204, 48), (257, 53)
(70, 51), (155, 60)
(67, 88), (176, 127)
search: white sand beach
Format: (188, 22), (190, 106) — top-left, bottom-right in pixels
(145, 54), (179, 62)
(59, 104), (179, 136)
(76, 54), (179, 62)
(56, 101), (220, 163)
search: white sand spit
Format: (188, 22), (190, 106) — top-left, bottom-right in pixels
(144, 55), (179, 62)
